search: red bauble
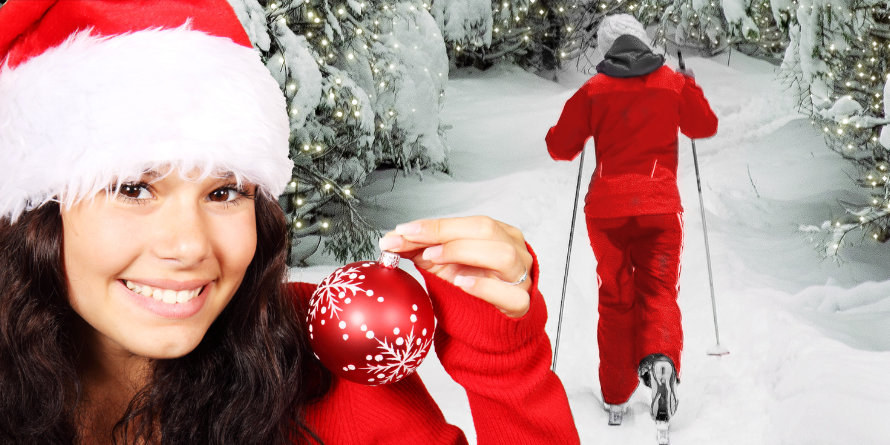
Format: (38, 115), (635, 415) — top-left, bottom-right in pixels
(307, 251), (435, 385)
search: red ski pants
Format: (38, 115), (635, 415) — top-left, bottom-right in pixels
(586, 213), (684, 405)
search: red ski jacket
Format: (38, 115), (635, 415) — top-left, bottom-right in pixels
(546, 36), (718, 218)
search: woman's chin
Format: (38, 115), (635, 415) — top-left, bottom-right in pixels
(126, 332), (207, 360)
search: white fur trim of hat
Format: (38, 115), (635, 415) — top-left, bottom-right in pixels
(597, 13), (651, 52)
(0, 13), (292, 223)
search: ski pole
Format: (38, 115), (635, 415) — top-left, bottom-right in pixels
(552, 149), (586, 371)
(678, 51), (729, 356)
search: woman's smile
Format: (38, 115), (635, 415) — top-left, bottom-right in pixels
(123, 278), (207, 302)
(120, 278), (212, 319)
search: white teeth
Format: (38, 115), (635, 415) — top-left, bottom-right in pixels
(124, 280), (202, 304)
(175, 290), (191, 303)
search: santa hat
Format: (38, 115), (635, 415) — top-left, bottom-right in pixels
(0, 0), (293, 222)
(597, 13), (651, 52)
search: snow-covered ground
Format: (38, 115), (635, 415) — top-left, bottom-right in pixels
(289, 52), (890, 444)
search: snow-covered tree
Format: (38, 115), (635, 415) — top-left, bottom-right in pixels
(561, 0), (789, 72)
(429, 0), (580, 71)
(732, 0), (794, 60)
(535, 0), (729, 60)
(655, 0), (733, 54)
(228, 0), (449, 264)
(782, 0), (890, 254)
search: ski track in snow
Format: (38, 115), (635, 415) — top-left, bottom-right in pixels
(289, 53), (890, 444)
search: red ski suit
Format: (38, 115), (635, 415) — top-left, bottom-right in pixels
(545, 36), (718, 404)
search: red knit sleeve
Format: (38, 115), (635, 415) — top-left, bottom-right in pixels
(546, 81), (593, 161)
(418, 247), (581, 445)
(678, 76), (718, 139)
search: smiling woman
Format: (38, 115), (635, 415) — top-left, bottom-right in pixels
(0, 191), (327, 444)
(62, 172), (259, 359)
(0, 0), (327, 442)
(0, 1), (579, 444)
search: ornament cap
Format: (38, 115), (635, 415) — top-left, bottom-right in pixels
(378, 251), (400, 269)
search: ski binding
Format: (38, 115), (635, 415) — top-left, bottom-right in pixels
(655, 420), (670, 445)
(606, 404), (624, 426)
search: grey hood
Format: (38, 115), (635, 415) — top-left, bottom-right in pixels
(596, 34), (665, 78)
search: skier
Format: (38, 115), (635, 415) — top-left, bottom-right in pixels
(0, 0), (580, 443)
(545, 12), (718, 437)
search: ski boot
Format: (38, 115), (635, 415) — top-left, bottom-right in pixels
(639, 354), (678, 445)
(603, 402), (627, 426)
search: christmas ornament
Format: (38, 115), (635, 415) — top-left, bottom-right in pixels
(307, 251), (435, 385)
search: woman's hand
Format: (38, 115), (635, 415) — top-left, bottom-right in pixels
(378, 216), (532, 318)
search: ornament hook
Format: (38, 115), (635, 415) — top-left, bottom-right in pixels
(378, 250), (400, 269)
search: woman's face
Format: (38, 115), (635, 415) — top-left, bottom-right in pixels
(61, 170), (257, 359)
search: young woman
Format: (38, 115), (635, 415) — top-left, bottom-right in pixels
(0, 1), (579, 444)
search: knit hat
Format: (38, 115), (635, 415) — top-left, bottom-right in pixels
(597, 14), (650, 52)
(0, 0), (293, 222)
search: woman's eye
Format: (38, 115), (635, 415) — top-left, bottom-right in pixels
(116, 183), (152, 200)
(208, 187), (242, 203)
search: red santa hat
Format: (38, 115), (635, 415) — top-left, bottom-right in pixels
(0, 0), (292, 222)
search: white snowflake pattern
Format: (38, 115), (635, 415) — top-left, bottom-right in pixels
(308, 264), (370, 322)
(359, 326), (434, 385)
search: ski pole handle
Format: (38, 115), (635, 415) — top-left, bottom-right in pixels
(676, 50), (695, 78)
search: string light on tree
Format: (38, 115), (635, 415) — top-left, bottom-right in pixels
(240, 0), (451, 264)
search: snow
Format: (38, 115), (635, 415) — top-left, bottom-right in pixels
(720, 0), (758, 39)
(429, 0), (493, 48)
(289, 52), (890, 444)
(373, 3), (450, 165)
(819, 95), (863, 122)
(265, 22), (322, 130)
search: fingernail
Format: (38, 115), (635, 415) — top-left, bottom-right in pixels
(394, 222), (421, 235)
(454, 275), (475, 288)
(378, 234), (401, 251)
(421, 245), (442, 260)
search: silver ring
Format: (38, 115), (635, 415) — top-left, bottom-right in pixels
(503, 266), (528, 286)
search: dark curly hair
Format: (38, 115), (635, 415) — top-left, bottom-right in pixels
(0, 194), (330, 444)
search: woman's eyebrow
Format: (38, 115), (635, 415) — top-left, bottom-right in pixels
(136, 170), (165, 184)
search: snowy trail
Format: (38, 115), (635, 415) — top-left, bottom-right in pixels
(291, 53), (890, 444)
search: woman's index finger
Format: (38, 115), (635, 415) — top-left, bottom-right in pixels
(394, 216), (506, 244)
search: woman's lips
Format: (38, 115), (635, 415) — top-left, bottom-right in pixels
(120, 279), (212, 319)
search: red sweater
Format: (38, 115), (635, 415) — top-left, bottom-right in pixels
(546, 65), (718, 218)
(293, 252), (580, 444)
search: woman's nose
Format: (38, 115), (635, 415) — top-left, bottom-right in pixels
(150, 199), (211, 267)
